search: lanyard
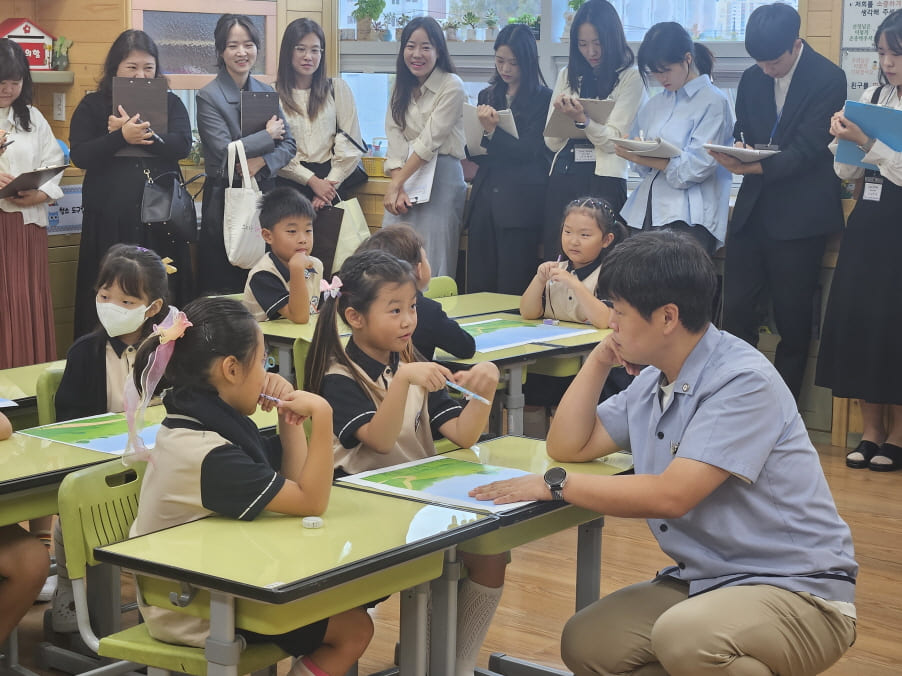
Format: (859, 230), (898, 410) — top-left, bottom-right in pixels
(768, 110), (782, 147)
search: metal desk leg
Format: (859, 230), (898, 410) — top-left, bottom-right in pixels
(398, 583), (428, 675)
(429, 549), (460, 676)
(504, 365), (526, 436)
(1, 628), (39, 676)
(205, 592), (241, 676)
(575, 517), (603, 611)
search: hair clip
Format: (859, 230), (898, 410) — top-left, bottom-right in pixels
(135, 246), (150, 253)
(161, 256), (177, 275)
(154, 311), (193, 344)
(320, 275), (343, 298)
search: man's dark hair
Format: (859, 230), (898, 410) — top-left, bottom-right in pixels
(596, 230), (716, 333)
(259, 186), (315, 230)
(744, 3), (801, 62)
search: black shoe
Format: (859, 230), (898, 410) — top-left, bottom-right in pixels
(846, 440), (879, 469)
(869, 442), (902, 472)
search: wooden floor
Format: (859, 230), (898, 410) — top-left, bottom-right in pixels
(13, 442), (902, 675)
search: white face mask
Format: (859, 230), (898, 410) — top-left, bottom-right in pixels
(95, 301), (149, 337)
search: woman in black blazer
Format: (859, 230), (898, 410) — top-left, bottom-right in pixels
(465, 24), (552, 294)
(196, 14), (296, 294)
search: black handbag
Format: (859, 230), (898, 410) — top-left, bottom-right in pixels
(336, 129), (369, 193)
(140, 169), (205, 243)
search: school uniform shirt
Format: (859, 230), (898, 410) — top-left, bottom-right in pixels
(322, 340), (463, 474)
(243, 251), (323, 321)
(596, 325), (858, 608)
(621, 74), (734, 245)
(413, 291), (476, 361)
(131, 386), (286, 647)
(0, 105), (64, 226)
(55, 331), (138, 421)
(544, 67), (645, 180)
(384, 68), (466, 171)
(542, 259), (602, 324)
(277, 78), (364, 187)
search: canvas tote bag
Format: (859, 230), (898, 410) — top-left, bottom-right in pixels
(223, 140), (265, 269)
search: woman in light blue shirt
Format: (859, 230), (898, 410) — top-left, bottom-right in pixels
(616, 22), (733, 254)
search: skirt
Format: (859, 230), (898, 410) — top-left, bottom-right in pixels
(0, 211), (57, 367)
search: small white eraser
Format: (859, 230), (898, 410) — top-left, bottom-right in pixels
(302, 516), (324, 529)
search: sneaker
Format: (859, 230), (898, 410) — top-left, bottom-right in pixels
(51, 578), (78, 633)
(36, 573), (58, 603)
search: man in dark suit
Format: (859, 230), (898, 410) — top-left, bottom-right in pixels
(710, 3), (846, 402)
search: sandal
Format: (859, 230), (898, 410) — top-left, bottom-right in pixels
(869, 443), (902, 472)
(846, 440), (879, 469)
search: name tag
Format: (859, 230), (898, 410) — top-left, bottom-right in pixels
(574, 146), (595, 163)
(863, 176), (883, 202)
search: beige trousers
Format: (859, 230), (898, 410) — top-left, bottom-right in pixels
(560, 577), (856, 676)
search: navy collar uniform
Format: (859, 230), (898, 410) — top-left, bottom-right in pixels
(243, 251), (324, 321)
(596, 326), (858, 607)
(543, 258), (602, 324)
(322, 340), (463, 475)
(412, 290), (476, 361)
(56, 332), (139, 421)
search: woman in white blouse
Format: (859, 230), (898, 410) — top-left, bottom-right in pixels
(543, 0), (644, 260)
(817, 9), (902, 472)
(0, 39), (65, 368)
(275, 18), (364, 209)
(382, 16), (466, 278)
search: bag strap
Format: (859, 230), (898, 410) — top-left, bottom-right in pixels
(331, 78), (369, 154)
(227, 140), (259, 192)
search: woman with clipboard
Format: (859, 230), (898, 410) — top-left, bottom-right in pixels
(69, 30), (193, 337)
(0, 39), (65, 367)
(196, 14), (296, 295)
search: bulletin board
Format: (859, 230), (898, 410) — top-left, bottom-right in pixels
(840, 0), (902, 99)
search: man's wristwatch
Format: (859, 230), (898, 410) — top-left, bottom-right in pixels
(573, 119), (587, 130)
(858, 137), (876, 154)
(544, 466), (568, 501)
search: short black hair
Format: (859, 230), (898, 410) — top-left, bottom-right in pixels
(744, 3), (800, 61)
(596, 230), (716, 333)
(214, 14), (261, 70)
(259, 186), (316, 231)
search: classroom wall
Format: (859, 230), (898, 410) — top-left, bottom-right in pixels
(802, 0), (844, 63)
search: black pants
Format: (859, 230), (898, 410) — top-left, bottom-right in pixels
(722, 219), (826, 402)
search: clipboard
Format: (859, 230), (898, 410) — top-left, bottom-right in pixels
(463, 103), (519, 157)
(0, 164), (68, 199)
(404, 147), (438, 205)
(544, 98), (616, 139)
(703, 143), (780, 162)
(112, 77), (168, 158)
(835, 99), (902, 169)
(612, 137), (682, 159)
(241, 91), (279, 137)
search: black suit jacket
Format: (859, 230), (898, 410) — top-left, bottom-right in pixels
(413, 292), (476, 361)
(730, 42), (847, 241)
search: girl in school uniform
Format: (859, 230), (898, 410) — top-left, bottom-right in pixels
(543, 0), (644, 261)
(817, 9), (902, 472)
(615, 22), (734, 254)
(128, 296), (372, 676)
(304, 249), (504, 676)
(0, 39), (65, 368)
(465, 24), (552, 295)
(275, 18), (364, 209)
(382, 17), (467, 279)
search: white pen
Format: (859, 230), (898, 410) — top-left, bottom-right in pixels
(639, 129), (645, 141)
(259, 393), (282, 405)
(445, 380), (490, 405)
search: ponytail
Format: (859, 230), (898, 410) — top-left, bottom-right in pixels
(693, 43), (715, 78)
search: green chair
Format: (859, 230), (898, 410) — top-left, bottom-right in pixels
(56, 461), (289, 676)
(424, 276), (458, 299)
(36, 365), (65, 425)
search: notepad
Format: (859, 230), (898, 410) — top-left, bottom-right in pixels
(835, 99), (902, 170)
(544, 98), (616, 139)
(404, 146), (438, 205)
(463, 103), (519, 157)
(0, 164), (68, 199)
(703, 143), (780, 162)
(612, 137), (682, 159)
(112, 77), (168, 158)
(241, 91), (279, 137)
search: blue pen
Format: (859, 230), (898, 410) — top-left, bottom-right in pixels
(445, 380), (490, 405)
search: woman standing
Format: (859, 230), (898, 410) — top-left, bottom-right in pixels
(382, 16), (466, 279)
(69, 30), (192, 338)
(543, 0), (643, 260)
(466, 24), (552, 294)
(817, 10), (902, 472)
(0, 39), (65, 367)
(275, 18), (363, 209)
(196, 14), (296, 294)
(616, 22), (733, 254)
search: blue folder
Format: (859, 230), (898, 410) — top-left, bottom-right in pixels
(835, 99), (902, 170)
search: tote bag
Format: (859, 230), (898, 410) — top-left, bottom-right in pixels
(223, 140), (265, 269)
(332, 197), (371, 273)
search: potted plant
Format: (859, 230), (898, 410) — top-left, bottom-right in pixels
(381, 12), (397, 40)
(562, 0), (585, 42)
(508, 13), (540, 40)
(462, 11), (480, 41)
(484, 9), (499, 41)
(395, 12), (412, 41)
(351, 0), (386, 41)
(442, 16), (460, 42)
(373, 15), (393, 41)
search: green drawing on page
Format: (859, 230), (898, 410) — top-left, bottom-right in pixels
(19, 412), (159, 456)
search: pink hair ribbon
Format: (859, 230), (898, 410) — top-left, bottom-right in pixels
(122, 307), (193, 465)
(320, 275), (343, 298)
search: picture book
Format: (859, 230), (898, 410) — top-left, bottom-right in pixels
(459, 317), (595, 353)
(18, 412), (159, 456)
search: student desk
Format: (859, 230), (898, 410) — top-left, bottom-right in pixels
(436, 315), (610, 436)
(0, 359), (66, 428)
(433, 292), (519, 319)
(94, 486), (496, 676)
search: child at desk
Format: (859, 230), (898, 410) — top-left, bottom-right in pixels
(355, 224), (475, 360)
(243, 186), (323, 324)
(129, 297), (372, 676)
(0, 410), (50, 644)
(304, 250), (504, 676)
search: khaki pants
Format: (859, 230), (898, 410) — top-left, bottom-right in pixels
(561, 578), (856, 676)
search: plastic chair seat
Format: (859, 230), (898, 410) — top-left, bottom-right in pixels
(98, 624), (289, 676)
(527, 356), (582, 378)
(423, 276), (457, 299)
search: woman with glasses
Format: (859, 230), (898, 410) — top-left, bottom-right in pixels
(275, 18), (364, 209)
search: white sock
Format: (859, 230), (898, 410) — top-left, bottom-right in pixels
(286, 658), (315, 676)
(455, 579), (503, 676)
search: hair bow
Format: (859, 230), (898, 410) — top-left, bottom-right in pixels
(154, 310), (192, 344)
(320, 275), (343, 298)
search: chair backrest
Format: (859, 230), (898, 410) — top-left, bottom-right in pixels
(424, 276), (458, 299)
(57, 461), (146, 581)
(36, 365), (65, 426)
